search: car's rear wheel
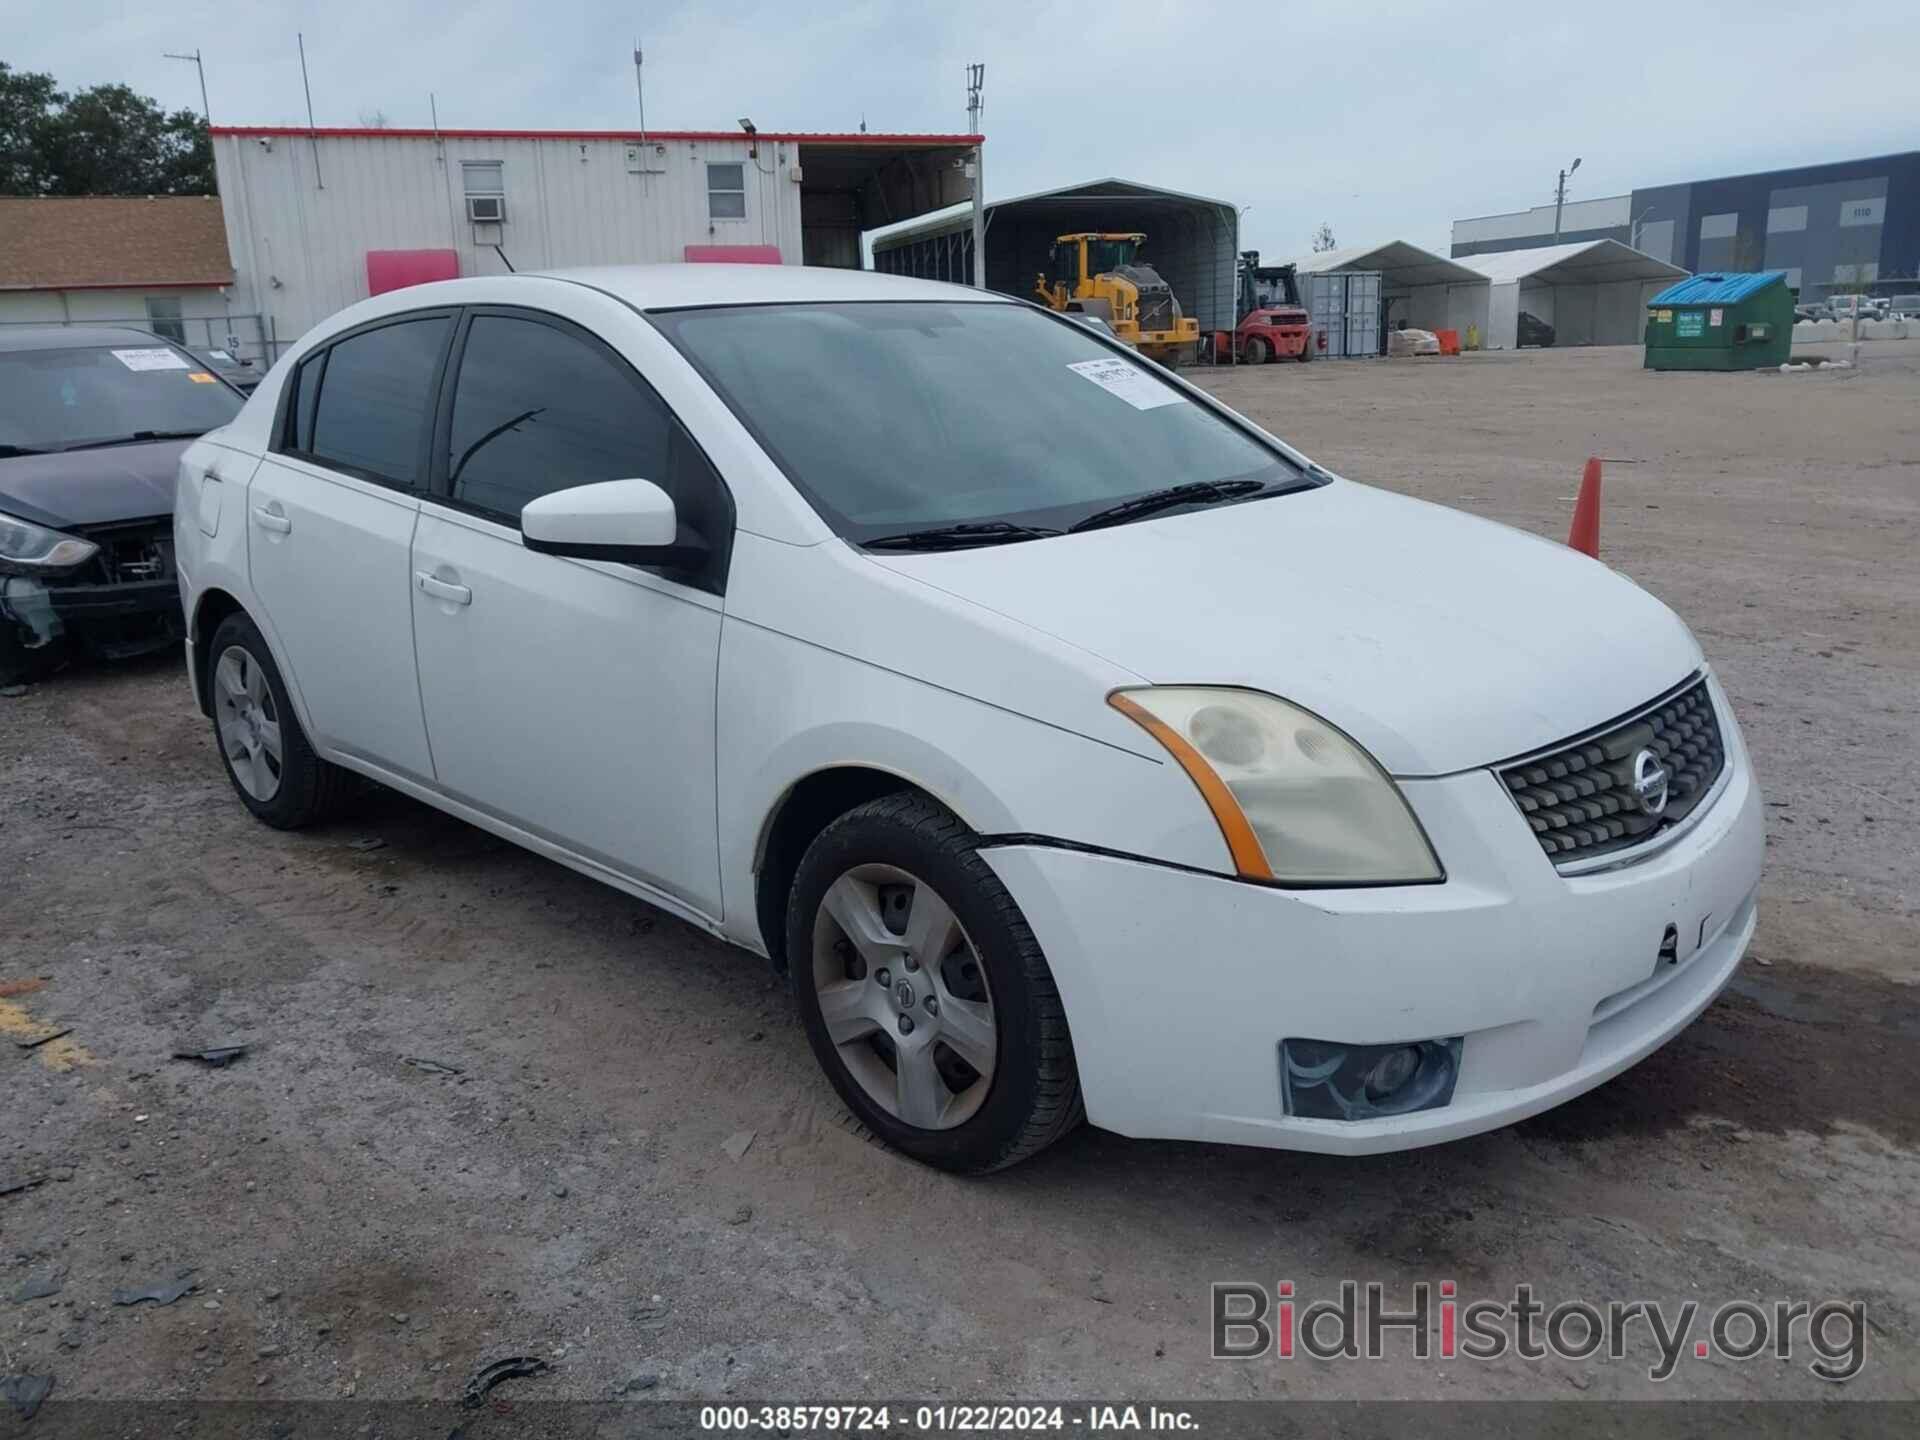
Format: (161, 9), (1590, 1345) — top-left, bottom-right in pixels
(788, 793), (1082, 1173)
(207, 612), (350, 829)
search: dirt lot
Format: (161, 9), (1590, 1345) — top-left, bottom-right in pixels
(3, 340), (1917, 1411)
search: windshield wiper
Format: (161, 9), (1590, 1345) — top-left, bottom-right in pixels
(59, 429), (208, 452)
(1068, 479), (1270, 533)
(863, 521), (1065, 552)
(0, 443), (49, 458)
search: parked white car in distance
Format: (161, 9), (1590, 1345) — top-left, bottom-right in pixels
(173, 265), (1764, 1172)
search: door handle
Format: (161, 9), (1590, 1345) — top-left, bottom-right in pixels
(416, 571), (473, 606)
(251, 505), (291, 534)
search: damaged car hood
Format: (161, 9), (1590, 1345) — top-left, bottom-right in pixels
(869, 479), (1704, 776)
(0, 439), (189, 529)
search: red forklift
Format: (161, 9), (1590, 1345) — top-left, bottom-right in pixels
(1209, 251), (1312, 363)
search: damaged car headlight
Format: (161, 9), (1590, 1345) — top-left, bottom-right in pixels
(1109, 687), (1443, 885)
(0, 510), (98, 577)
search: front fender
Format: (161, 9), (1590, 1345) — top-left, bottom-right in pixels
(714, 623), (1234, 953)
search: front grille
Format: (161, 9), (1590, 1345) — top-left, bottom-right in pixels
(1499, 678), (1727, 867)
(1136, 288), (1175, 333)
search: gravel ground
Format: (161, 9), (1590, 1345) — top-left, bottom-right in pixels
(2, 340), (1916, 1410)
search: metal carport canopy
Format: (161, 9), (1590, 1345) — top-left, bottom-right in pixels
(1284, 240), (1488, 289)
(1455, 239), (1687, 287)
(870, 177), (1239, 331)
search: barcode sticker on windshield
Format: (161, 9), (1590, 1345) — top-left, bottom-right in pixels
(1066, 358), (1184, 411)
(112, 348), (191, 372)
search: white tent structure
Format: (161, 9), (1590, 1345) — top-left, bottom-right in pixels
(1287, 241), (1490, 338)
(1456, 240), (1687, 349)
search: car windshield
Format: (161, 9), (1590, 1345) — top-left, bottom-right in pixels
(0, 344), (243, 453)
(652, 301), (1308, 542)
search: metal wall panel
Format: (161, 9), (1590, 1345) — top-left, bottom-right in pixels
(215, 133), (803, 351)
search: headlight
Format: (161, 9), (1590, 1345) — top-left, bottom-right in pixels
(1109, 687), (1443, 884)
(0, 510), (97, 576)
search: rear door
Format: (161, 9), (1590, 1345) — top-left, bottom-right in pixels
(246, 311), (453, 782)
(407, 303), (732, 916)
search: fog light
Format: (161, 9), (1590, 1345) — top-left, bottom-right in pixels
(1280, 1037), (1463, 1121)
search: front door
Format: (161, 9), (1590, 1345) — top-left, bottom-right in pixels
(246, 312), (453, 781)
(407, 308), (729, 915)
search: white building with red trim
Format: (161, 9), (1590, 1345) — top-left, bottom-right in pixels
(210, 124), (982, 357)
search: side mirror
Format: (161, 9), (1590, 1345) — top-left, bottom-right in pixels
(521, 478), (706, 567)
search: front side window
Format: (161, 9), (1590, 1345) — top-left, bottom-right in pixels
(0, 343), (241, 453)
(707, 162), (746, 221)
(653, 301), (1305, 543)
(301, 316), (451, 486)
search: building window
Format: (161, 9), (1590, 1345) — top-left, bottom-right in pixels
(1698, 212), (1738, 241)
(1837, 197), (1884, 228)
(462, 161), (506, 223)
(1766, 205), (1807, 234)
(145, 295), (186, 344)
(1832, 264), (1857, 285)
(707, 162), (746, 221)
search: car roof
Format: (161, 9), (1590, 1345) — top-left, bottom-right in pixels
(0, 324), (170, 354)
(530, 263), (1011, 312)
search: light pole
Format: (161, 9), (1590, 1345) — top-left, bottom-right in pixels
(1629, 204), (1654, 251)
(163, 48), (210, 127)
(1552, 156), (1581, 242)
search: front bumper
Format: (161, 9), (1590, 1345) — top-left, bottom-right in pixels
(983, 678), (1765, 1154)
(1, 573), (184, 675)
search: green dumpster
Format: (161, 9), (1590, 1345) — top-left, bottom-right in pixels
(1644, 271), (1794, 370)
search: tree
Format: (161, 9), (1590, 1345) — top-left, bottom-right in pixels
(1311, 222), (1337, 253)
(0, 64), (211, 196)
(358, 109), (392, 129)
(0, 62), (61, 193)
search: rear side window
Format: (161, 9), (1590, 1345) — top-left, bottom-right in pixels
(446, 314), (674, 521)
(300, 316), (450, 486)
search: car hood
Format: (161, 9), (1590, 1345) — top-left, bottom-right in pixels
(869, 479), (1703, 776)
(0, 438), (190, 529)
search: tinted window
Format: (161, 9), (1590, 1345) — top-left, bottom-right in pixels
(447, 315), (673, 521)
(0, 344), (242, 453)
(306, 317), (449, 486)
(653, 302), (1299, 542)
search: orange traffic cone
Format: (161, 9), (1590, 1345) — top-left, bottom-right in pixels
(1567, 457), (1602, 558)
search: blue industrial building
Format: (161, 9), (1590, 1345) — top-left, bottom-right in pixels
(1451, 151), (1920, 300)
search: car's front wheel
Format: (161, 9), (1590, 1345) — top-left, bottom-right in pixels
(788, 793), (1082, 1173)
(207, 611), (351, 829)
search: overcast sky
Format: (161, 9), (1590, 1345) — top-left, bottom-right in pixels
(16, 0), (1920, 258)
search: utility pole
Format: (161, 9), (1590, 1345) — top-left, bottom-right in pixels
(966, 63), (985, 289)
(1552, 156), (1582, 242)
(163, 48), (211, 126)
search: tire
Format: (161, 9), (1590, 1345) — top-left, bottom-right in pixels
(1295, 338), (1313, 363)
(1244, 335), (1269, 364)
(206, 611), (352, 829)
(787, 792), (1083, 1173)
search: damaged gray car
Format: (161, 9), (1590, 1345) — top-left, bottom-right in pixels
(1, 326), (244, 687)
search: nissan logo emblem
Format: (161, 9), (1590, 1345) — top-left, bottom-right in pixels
(1631, 749), (1671, 817)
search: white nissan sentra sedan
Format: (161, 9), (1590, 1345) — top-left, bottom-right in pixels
(172, 265), (1764, 1173)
